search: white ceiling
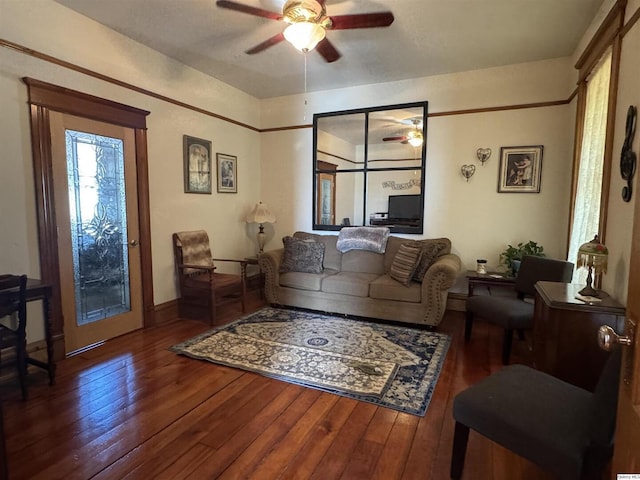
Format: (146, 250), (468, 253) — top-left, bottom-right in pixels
(53, 0), (604, 99)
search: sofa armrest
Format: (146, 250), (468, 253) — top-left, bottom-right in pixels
(420, 253), (462, 326)
(423, 253), (461, 289)
(259, 249), (284, 304)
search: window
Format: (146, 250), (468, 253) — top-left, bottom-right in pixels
(568, 1), (624, 280)
(568, 49), (612, 282)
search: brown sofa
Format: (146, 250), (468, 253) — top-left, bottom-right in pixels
(259, 231), (461, 327)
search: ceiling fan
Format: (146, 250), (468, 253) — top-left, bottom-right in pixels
(383, 119), (424, 147)
(216, 0), (395, 62)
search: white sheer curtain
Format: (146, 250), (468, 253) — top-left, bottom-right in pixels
(568, 49), (612, 283)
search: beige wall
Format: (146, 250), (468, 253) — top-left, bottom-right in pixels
(1, 0), (637, 345)
(261, 58), (575, 273)
(1, 1), (261, 342)
(599, 0), (640, 303)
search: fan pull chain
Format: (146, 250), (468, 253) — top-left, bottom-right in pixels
(304, 53), (308, 122)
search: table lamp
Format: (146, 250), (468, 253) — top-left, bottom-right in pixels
(576, 234), (608, 297)
(246, 202), (276, 255)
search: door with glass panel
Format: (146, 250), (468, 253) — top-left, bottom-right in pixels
(49, 112), (143, 354)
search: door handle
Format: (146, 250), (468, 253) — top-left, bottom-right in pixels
(598, 324), (634, 351)
(129, 239), (139, 247)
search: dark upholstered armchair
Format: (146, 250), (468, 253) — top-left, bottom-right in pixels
(465, 255), (573, 364)
(451, 348), (621, 480)
(173, 230), (247, 324)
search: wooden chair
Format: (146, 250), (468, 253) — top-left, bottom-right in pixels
(0, 274), (28, 400)
(173, 231), (247, 324)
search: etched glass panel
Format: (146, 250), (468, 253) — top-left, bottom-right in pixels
(65, 130), (130, 326)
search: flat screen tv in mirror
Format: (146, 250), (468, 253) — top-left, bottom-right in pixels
(388, 194), (422, 226)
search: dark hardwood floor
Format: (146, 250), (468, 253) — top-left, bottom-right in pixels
(1, 292), (555, 479)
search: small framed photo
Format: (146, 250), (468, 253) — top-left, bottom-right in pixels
(498, 145), (544, 193)
(216, 153), (237, 193)
(183, 135), (212, 194)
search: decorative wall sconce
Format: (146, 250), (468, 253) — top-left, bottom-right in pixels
(461, 165), (476, 182)
(476, 148), (492, 166)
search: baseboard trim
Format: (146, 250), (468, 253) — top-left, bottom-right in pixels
(155, 299), (179, 325)
(447, 292), (467, 312)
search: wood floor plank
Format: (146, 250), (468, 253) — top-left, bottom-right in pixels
(211, 388), (328, 479)
(197, 375), (289, 450)
(13, 363), (244, 479)
(276, 396), (359, 480)
(97, 373), (266, 480)
(338, 407), (398, 479)
(129, 376), (285, 478)
(2, 298), (558, 480)
(164, 382), (304, 479)
(309, 401), (378, 480)
(369, 411), (420, 480)
(246, 391), (342, 478)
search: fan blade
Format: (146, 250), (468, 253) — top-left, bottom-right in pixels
(245, 32), (285, 54)
(316, 38), (341, 63)
(216, 0), (282, 21)
(383, 135), (408, 142)
(329, 12), (394, 30)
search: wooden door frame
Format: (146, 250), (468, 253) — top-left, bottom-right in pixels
(316, 160), (337, 225)
(23, 78), (155, 360)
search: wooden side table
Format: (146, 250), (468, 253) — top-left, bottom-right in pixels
(466, 271), (516, 297)
(533, 281), (625, 391)
(245, 256), (264, 297)
(0, 278), (55, 386)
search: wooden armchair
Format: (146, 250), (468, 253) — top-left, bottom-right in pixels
(173, 230), (247, 324)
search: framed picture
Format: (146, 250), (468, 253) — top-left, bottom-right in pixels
(216, 153), (237, 193)
(498, 145), (544, 193)
(183, 135), (212, 194)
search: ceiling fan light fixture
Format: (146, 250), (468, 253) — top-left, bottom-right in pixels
(283, 21), (326, 52)
(407, 129), (423, 147)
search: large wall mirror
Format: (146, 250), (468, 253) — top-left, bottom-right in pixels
(313, 101), (427, 234)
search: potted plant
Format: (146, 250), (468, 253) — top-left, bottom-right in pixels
(500, 241), (545, 276)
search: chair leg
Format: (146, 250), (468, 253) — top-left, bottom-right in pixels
(209, 288), (217, 326)
(451, 421), (470, 479)
(464, 311), (474, 342)
(17, 336), (28, 400)
(502, 329), (513, 365)
(240, 282), (247, 313)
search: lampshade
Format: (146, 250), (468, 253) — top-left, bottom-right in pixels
(246, 202), (276, 225)
(407, 129), (423, 147)
(283, 22), (326, 52)
(576, 235), (608, 274)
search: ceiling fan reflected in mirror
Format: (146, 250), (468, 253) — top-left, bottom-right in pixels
(216, 0), (395, 62)
(383, 119), (424, 147)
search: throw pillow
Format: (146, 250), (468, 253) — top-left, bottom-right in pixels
(390, 243), (423, 286)
(413, 240), (450, 282)
(279, 236), (325, 274)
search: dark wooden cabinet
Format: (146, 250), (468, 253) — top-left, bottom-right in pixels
(533, 281), (626, 391)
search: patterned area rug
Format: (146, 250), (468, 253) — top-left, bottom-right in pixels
(171, 307), (450, 416)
